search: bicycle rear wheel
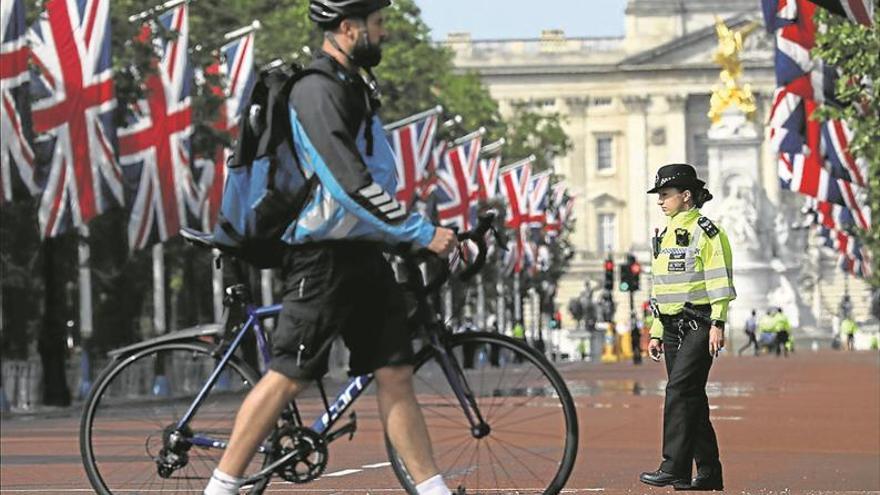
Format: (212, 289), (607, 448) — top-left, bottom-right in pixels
(387, 332), (578, 494)
(80, 341), (266, 494)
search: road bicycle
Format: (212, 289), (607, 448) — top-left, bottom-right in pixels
(80, 213), (579, 494)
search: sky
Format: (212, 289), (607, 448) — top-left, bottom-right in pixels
(414, 0), (628, 40)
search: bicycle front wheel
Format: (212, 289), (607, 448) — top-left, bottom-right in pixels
(80, 341), (265, 495)
(387, 332), (578, 494)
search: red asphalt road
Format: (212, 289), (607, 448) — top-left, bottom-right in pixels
(1, 349), (878, 494)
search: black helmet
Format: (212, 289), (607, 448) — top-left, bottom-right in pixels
(309, 0), (391, 27)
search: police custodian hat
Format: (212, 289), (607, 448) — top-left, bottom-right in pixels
(647, 163), (706, 194)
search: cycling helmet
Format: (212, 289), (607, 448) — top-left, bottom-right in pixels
(309, 0), (391, 27)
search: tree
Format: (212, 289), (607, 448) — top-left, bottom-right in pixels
(812, 8), (879, 286)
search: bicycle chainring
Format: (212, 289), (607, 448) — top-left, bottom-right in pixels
(272, 425), (328, 483)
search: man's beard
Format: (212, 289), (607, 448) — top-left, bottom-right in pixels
(351, 32), (382, 68)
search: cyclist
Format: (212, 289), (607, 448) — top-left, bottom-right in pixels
(204, 1), (459, 494)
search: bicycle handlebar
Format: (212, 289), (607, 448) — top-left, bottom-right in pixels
(409, 212), (499, 295)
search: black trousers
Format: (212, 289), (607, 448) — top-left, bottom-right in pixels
(660, 317), (721, 477)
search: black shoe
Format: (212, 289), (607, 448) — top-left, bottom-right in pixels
(640, 469), (690, 487)
(675, 469), (724, 491)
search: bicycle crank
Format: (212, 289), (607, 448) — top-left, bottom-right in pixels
(272, 426), (328, 483)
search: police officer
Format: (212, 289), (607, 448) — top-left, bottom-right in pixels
(640, 164), (736, 491)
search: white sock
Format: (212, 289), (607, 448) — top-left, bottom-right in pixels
(415, 474), (452, 495)
(204, 468), (243, 495)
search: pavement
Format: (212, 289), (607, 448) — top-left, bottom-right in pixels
(1, 349), (878, 494)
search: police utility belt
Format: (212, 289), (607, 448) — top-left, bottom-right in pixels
(659, 303), (711, 327)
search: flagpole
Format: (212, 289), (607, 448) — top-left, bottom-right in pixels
(480, 138), (505, 156)
(212, 249), (224, 322)
(153, 244), (166, 337)
(77, 225), (93, 399)
(128, 0), (191, 23)
(496, 276), (506, 335)
(453, 127), (486, 146)
(476, 274), (485, 331)
(223, 20), (262, 41)
(383, 105), (443, 132)
(514, 271), (522, 327)
(500, 154), (537, 173)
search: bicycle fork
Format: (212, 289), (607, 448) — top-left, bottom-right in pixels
(429, 332), (490, 439)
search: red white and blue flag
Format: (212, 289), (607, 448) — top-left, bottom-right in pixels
(386, 107), (441, 210)
(499, 157), (533, 274)
(526, 170), (550, 231)
(0, 0), (38, 204)
(197, 29), (256, 231)
(119, 3), (197, 250)
(475, 153), (501, 201)
(820, 119), (867, 187)
(29, 0), (121, 237)
(436, 131), (482, 231)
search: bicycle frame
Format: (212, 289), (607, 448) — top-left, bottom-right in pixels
(173, 292), (487, 486)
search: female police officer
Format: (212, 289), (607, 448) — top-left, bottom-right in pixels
(639, 163), (736, 491)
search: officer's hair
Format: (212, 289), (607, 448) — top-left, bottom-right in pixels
(685, 187), (713, 208)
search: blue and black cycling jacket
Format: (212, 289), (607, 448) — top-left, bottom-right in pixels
(281, 54), (436, 248)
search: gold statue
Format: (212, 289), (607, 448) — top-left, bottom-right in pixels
(708, 17), (758, 124)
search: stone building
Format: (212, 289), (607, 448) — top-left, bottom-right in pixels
(444, 0), (873, 332)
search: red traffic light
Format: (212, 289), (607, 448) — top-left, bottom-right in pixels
(604, 260), (614, 271)
(630, 262), (641, 275)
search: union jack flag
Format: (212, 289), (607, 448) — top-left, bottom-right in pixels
(818, 226), (872, 278)
(386, 107), (441, 209)
(811, 199), (857, 231)
(197, 30), (256, 231)
(475, 153), (500, 201)
(820, 119), (867, 187)
(1, 0), (38, 204)
(499, 157), (533, 274)
(807, 0), (874, 27)
(29, 0), (121, 237)
(544, 182), (568, 236)
(119, 3), (197, 250)
(418, 141), (446, 202)
(436, 131), (482, 231)
(526, 171), (550, 231)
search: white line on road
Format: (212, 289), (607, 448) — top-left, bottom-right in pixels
(321, 468), (363, 477)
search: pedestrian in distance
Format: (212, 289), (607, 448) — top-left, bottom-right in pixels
(773, 307), (791, 358)
(738, 309), (759, 356)
(202, 2), (461, 494)
(758, 308), (776, 354)
(842, 316), (859, 351)
(640, 163), (736, 491)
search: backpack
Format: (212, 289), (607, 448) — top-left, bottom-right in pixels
(211, 63), (326, 269)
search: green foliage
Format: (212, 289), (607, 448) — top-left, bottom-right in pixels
(813, 8), (880, 287)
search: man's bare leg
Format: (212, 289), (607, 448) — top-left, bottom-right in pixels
(216, 370), (308, 476)
(375, 365), (440, 484)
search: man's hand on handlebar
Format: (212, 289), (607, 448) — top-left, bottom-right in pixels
(427, 226), (458, 258)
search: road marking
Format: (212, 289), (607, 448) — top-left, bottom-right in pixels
(321, 468), (363, 477)
(713, 416), (743, 421)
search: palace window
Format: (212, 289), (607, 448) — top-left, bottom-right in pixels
(597, 213), (616, 253)
(596, 136), (613, 171)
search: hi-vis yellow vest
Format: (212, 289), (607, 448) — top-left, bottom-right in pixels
(649, 209), (736, 338)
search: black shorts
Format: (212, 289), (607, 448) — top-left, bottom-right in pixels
(269, 242), (414, 381)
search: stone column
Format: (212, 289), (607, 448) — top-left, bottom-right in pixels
(623, 95), (650, 253)
(704, 108), (773, 329)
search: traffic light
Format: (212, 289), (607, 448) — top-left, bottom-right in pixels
(619, 254), (642, 292)
(603, 257), (614, 291)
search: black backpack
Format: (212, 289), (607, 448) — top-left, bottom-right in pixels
(211, 63), (325, 269)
